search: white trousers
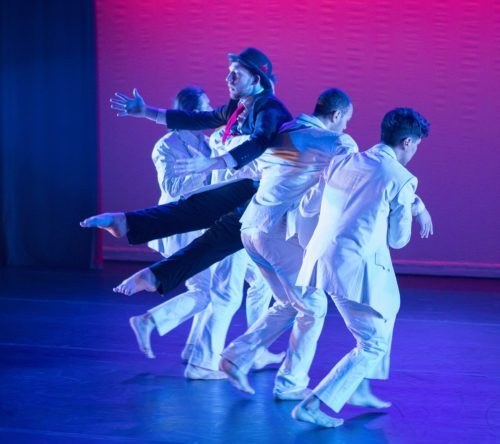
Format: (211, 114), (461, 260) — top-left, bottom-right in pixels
(313, 296), (395, 413)
(148, 265), (213, 337)
(149, 249), (273, 370)
(223, 222), (327, 395)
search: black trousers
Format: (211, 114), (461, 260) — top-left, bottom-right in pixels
(125, 179), (259, 294)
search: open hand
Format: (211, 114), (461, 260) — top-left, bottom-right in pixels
(110, 88), (146, 117)
(415, 208), (434, 238)
(172, 157), (217, 176)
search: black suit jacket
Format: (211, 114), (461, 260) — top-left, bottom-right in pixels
(164, 90), (292, 169)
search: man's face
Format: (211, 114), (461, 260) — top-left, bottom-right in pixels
(197, 93), (212, 112)
(329, 104), (353, 133)
(226, 62), (257, 100)
(401, 137), (421, 165)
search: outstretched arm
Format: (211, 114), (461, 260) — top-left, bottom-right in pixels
(110, 88), (166, 123)
(172, 99), (292, 175)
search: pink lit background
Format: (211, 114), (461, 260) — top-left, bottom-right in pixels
(95, 0), (500, 277)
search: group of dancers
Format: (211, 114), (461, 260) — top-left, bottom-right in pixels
(81, 47), (433, 427)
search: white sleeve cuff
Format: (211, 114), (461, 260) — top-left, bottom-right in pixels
(412, 195), (426, 216)
(221, 152), (237, 169)
(155, 109), (167, 125)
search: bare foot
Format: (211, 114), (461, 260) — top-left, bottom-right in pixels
(129, 314), (155, 359)
(219, 358), (255, 394)
(348, 379), (391, 409)
(113, 268), (158, 296)
(252, 348), (285, 371)
(79, 212), (127, 238)
(273, 388), (311, 401)
(184, 364), (228, 380)
(292, 396), (344, 428)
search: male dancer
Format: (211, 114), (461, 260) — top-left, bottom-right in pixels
(81, 47), (291, 295)
(215, 91), (430, 400)
(134, 86), (281, 379)
(292, 108), (431, 427)
(82, 90), (432, 398)
(143, 85), (215, 368)
(86, 87), (361, 398)
(219, 88), (358, 399)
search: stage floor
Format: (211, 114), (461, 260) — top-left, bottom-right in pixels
(1, 262), (499, 443)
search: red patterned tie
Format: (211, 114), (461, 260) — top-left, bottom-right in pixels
(221, 103), (245, 143)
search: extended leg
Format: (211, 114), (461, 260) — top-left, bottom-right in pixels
(128, 272), (212, 358)
(80, 179), (258, 244)
(149, 208), (247, 295)
(126, 179), (258, 244)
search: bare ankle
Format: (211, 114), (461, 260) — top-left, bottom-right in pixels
(304, 395), (320, 410)
(143, 313), (155, 326)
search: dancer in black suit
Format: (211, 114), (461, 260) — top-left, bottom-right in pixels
(81, 48), (291, 295)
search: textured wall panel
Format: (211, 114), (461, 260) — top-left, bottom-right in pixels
(95, 0), (500, 276)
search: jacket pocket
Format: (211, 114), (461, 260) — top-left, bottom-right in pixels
(374, 251), (392, 272)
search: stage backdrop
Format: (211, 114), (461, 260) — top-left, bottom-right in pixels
(95, 0), (500, 277)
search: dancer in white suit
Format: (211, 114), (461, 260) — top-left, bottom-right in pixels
(130, 87), (281, 379)
(220, 89), (359, 399)
(143, 86), (215, 370)
(292, 107), (432, 427)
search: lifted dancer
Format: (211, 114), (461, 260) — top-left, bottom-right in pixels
(81, 47), (291, 295)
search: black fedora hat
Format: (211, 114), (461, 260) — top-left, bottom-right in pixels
(228, 47), (275, 90)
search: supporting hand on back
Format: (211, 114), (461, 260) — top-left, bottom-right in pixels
(173, 156), (225, 175)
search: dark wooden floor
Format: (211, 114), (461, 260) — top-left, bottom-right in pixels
(1, 262), (499, 443)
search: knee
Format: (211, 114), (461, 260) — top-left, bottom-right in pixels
(311, 295), (328, 318)
(294, 293), (328, 320)
(211, 290), (243, 313)
(247, 281), (271, 297)
(358, 336), (390, 359)
(246, 287), (273, 307)
(199, 293), (212, 308)
(269, 300), (295, 316)
(295, 311), (326, 331)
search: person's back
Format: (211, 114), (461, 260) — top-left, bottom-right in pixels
(220, 88), (358, 399)
(241, 89), (356, 234)
(312, 144), (415, 257)
(300, 143), (416, 318)
(292, 108), (431, 428)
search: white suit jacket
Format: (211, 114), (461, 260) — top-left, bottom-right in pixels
(239, 114), (359, 234)
(148, 130), (211, 256)
(296, 144), (417, 319)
